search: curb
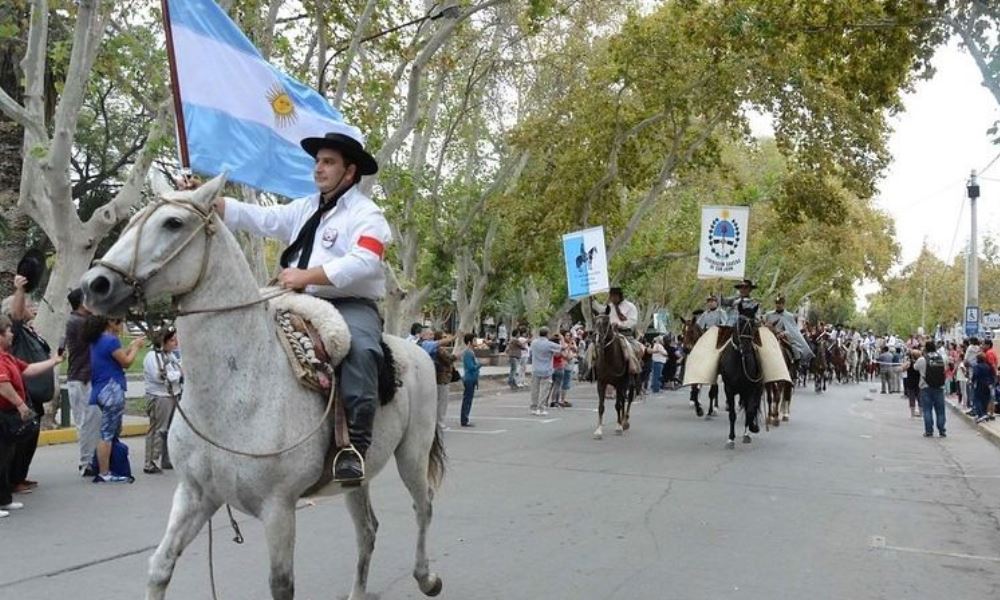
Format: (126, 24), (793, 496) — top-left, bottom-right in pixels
(37, 422), (149, 447)
(944, 398), (1000, 452)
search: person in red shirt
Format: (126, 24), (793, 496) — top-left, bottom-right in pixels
(0, 315), (63, 517)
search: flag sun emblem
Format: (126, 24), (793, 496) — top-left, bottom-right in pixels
(266, 84), (297, 127)
(707, 210), (741, 260)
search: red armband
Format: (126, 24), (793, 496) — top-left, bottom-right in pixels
(357, 235), (385, 259)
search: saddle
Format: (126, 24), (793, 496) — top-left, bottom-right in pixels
(270, 290), (399, 406)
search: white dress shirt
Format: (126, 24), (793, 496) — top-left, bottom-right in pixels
(223, 187), (391, 300)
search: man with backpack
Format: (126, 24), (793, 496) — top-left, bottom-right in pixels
(915, 340), (947, 438)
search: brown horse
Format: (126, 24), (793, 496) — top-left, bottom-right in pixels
(592, 315), (634, 439)
(681, 317), (719, 417)
(765, 335), (795, 426)
(830, 339), (849, 383)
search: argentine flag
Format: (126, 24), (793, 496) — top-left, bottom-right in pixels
(166, 0), (358, 199)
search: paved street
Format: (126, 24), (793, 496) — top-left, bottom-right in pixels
(3, 380), (1000, 600)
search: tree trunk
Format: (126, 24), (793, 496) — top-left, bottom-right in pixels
(0, 118), (28, 298)
(31, 241), (92, 354)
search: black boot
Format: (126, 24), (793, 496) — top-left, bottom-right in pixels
(334, 400), (375, 485)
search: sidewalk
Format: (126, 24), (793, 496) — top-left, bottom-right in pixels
(944, 394), (1000, 450)
(42, 363), (540, 446)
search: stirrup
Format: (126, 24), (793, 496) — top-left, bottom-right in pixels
(332, 445), (365, 486)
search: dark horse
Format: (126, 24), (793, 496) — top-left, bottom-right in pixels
(719, 316), (764, 447)
(765, 336), (795, 426)
(681, 318), (718, 417)
(592, 314), (634, 439)
(830, 339), (849, 383)
(809, 336), (830, 393)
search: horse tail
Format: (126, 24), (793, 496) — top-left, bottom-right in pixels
(428, 425), (447, 491)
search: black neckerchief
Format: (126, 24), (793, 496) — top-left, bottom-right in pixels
(279, 186), (352, 269)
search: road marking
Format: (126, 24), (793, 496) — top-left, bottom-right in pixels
(445, 427), (507, 435)
(453, 416), (560, 423)
(493, 404), (597, 413)
(869, 536), (1000, 563)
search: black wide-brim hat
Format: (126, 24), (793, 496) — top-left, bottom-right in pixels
(301, 132), (378, 176)
(16, 249), (46, 293)
(733, 279), (757, 290)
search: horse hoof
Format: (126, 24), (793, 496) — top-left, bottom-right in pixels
(695, 406), (704, 417)
(743, 435), (752, 444)
(781, 415), (789, 422)
(419, 574), (443, 597)
(593, 427), (603, 440)
(749, 423), (760, 434)
(726, 439), (735, 449)
(622, 421), (630, 431)
(615, 426), (624, 435)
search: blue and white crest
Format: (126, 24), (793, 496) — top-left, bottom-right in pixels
(708, 212), (741, 260)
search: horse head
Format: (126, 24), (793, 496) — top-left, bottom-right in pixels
(81, 173), (228, 316)
(594, 314), (612, 344)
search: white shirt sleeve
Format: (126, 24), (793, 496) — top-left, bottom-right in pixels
(620, 302), (639, 329)
(223, 196), (304, 243)
(321, 209), (392, 289)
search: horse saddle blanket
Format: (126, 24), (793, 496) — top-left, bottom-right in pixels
(682, 325), (790, 386)
(619, 336), (643, 375)
(268, 290), (352, 392)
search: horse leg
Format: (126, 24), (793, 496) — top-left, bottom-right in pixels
(690, 385), (704, 417)
(344, 486), (378, 600)
(709, 383), (719, 416)
(594, 382), (605, 439)
(726, 390), (737, 448)
(614, 385), (625, 435)
(146, 482), (220, 600)
(781, 382), (791, 421)
(396, 439), (443, 597)
(744, 389), (761, 443)
(262, 500), (297, 600)
(623, 381), (634, 431)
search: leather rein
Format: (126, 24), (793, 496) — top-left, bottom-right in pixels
(91, 196), (336, 460)
(93, 196), (290, 317)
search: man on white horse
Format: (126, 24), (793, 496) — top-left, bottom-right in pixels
(207, 123), (387, 485)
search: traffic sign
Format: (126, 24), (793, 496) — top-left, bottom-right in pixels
(965, 305), (980, 337)
(984, 312), (1000, 329)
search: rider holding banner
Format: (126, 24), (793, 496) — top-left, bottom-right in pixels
(591, 287), (642, 373)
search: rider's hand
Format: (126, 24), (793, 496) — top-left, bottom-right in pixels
(175, 174), (202, 190)
(278, 268), (310, 291)
(13, 274), (27, 290)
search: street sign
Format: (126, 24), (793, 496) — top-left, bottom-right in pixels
(965, 305), (980, 337)
(984, 312), (1000, 329)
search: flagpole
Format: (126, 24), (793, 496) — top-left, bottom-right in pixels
(161, 0), (191, 169)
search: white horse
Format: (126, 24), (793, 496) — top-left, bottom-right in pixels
(81, 174), (445, 600)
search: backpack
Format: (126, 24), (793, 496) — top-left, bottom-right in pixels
(924, 353), (946, 388)
(90, 437), (135, 482)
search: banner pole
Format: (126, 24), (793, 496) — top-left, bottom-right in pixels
(161, 0), (191, 169)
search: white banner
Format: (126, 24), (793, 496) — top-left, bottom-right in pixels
(562, 226), (609, 299)
(697, 205), (749, 280)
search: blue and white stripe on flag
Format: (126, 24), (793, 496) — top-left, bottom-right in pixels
(166, 0), (359, 199)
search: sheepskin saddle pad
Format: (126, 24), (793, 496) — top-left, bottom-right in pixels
(269, 290), (398, 405)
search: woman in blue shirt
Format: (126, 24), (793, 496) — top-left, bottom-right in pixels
(461, 334), (481, 427)
(82, 317), (144, 483)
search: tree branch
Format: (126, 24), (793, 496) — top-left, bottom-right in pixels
(83, 100), (171, 246)
(332, 0), (378, 107)
(0, 89), (45, 140)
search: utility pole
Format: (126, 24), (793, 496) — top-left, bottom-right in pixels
(966, 171), (981, 337)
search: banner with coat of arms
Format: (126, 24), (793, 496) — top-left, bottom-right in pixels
(697, 205), (749, 280)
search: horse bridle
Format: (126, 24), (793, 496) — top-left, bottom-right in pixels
(94, 197), (218, 308)
(94, 196), (288, 317)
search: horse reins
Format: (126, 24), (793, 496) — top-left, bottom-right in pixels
(93, 196), (337, 459)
